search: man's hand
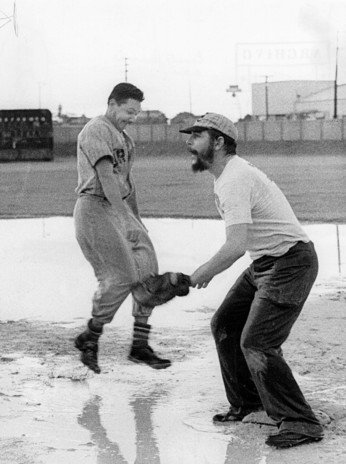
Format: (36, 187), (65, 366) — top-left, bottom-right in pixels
(190, 224), (248, 289)
(190, 265), (214, 289)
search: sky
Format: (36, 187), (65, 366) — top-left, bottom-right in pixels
(1, 0), (345, 120)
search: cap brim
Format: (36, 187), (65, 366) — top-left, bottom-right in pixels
(179, 125), (208, 134)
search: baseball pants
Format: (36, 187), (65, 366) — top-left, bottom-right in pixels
(74, 195), (158, 324)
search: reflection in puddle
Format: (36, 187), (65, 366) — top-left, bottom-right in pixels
(130, 394), (161, 464)
(78, 395), (128, 464)
(76, 386), (269, 464)
(224, 441), (265, 464)
(78, 391), (161, 464)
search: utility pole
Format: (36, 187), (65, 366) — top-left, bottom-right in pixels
(333, 33), (339, 119)
(259, 75), (273, 120)
(263, 75), (271, 120)
(124, 57), (128, 82)
(265, 76), (269, 120)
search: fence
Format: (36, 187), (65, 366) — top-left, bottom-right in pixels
(53, 119), (346, 144)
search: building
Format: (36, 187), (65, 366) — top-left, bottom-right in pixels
(63, 114), (90, 125)
(252, 80), (334, 119)
(295, 83), (346, 119)
(136, 110), (167, 124)
(170, 112), (198, 125)
(53, 105), (90, 126)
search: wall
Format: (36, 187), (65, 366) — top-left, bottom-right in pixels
(53, 125), (83, 144)
(54, 119), (346, 144)
(295, 84), (346, 119)
(252, 80), (334, 116)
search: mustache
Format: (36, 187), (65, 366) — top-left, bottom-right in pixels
(187, 147), (198, 156)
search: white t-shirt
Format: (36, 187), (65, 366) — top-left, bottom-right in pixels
(75, 115), (134, 199)
(214, 155), (310, 260)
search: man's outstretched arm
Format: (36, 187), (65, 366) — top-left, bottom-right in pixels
(190, 223), (248, 289)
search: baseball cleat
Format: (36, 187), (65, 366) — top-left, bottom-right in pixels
(128, 345), (171, 369)
(75, 336), (101, 374)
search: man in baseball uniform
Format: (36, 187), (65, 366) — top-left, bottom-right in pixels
(180, 113), (324, 449)
(74, 83), (170, 373)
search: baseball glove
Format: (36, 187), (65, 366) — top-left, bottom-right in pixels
(131, 272), (191, 308)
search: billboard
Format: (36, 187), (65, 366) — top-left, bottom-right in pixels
(236, 42), (330, 68)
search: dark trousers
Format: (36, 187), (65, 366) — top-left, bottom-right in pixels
(211, 241), (323, 434)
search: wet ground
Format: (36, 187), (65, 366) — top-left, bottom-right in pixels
(0, 218), (345, 463)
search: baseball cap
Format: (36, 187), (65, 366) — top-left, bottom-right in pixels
(179, 113), (238, 141)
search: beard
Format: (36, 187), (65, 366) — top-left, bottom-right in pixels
(188, 142), (214, 172)
(191, 156), (208, 172)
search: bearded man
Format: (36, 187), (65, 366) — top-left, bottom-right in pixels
(180, 113), (324, 449)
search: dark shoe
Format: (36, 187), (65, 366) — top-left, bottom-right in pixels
(213, 406), (261, 423)
(265, 430), (323, 449)
(74, 331), (89, 351)
(75, 335), (101, 374)
(128, 345), (171, 369)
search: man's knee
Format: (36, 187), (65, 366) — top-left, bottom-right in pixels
(240, 330), (256, 352)
(92, 278), (130, 323)
(210, 311), (222, 338)
(211, 300), (245, 340)
(132, 300), (154, 319)
(211, 311), (233, 343)
(240, 329), (263, 356)
(241, 336), (267, 373)
(240, 333), (283, 373)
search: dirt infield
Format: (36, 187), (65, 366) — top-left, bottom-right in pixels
(0, 146), (345, 462)
(0, 150), (345, 222)
(0, 283), (345, 463)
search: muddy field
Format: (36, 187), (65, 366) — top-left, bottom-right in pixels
(0, 151), (345, 463)
(0, 283), (345, 463)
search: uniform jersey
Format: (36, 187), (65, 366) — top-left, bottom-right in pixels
(75, 115), (134, 200)
(214, 155), (309, 260)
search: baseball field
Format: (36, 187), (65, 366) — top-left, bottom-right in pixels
(0, 141), (345, 222)
(0, 142), (345, 463)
